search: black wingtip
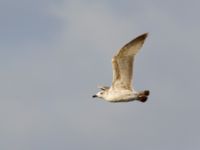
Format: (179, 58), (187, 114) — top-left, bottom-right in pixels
(137, 32), (148, 40)
(122, 32), (149, 50)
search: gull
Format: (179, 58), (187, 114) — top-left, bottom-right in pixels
(92, 33), (150, 103)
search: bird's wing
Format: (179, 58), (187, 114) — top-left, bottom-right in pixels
(111, 33), (148, 90)
(97, 85), (110, 91)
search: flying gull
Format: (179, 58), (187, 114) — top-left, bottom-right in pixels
(93, 33), (150, 103)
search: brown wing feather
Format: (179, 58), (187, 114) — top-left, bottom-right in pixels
(117, 33), (148, 57)
(112, 56), (134, 90)
(111, 33), (148, 90)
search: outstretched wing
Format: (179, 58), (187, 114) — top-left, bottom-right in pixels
(111, 33), (148, 90)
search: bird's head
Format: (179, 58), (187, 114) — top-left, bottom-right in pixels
(92, 90), (106, 99)
(92, 86), (109, 99)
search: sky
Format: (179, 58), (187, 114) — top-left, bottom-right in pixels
(0, 0), (200, 150)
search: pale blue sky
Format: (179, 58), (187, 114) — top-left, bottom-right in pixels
(0, 0), (200, 150)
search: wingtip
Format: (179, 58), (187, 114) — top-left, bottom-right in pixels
(116, 32), (149, 57)
(139, 32), (149, 39)
(131, 32), (148, 45)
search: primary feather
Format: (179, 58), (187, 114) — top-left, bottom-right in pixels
(111, 33), (148, 90)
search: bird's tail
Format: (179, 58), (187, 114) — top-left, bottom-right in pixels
(138, 90), (150, 103)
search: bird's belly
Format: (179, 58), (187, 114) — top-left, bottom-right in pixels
(105, 92), (138, 102)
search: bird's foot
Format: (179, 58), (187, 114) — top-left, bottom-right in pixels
(138, 95), (148, 103)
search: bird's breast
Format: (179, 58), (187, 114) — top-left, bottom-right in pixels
(105, 90), (137, 102)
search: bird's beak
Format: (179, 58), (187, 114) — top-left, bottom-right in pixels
(92, 95), (97, 98)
